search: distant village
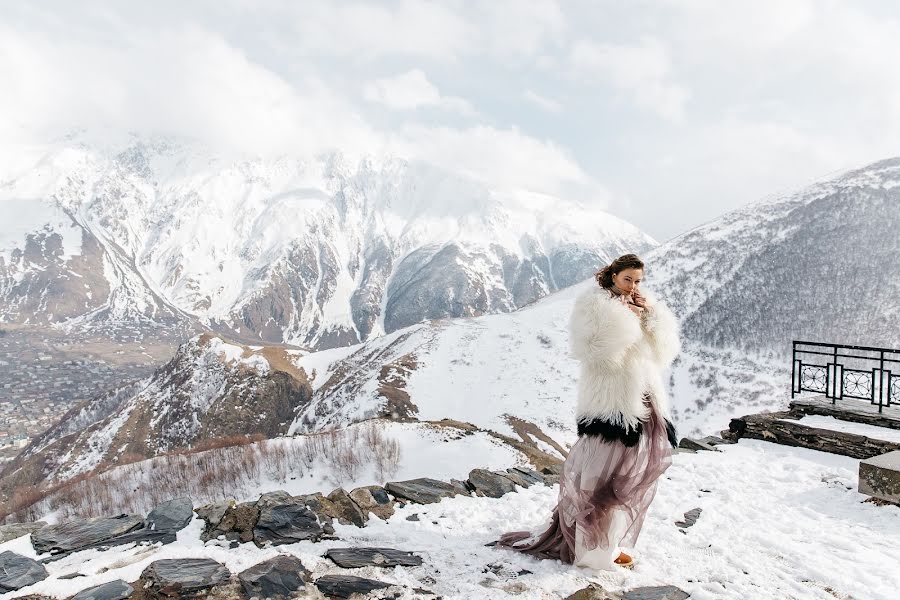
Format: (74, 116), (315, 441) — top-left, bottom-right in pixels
(0, 325), (171, 462)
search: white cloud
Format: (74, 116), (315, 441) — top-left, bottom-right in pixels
(389, 124), (592, 198)
(363, 70), (475, 115)
(524, 90), (562, 113)
(569, 37), (690, 121)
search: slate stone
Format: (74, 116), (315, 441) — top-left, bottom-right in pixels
(384, 478), (461, 504)
(509, 467), (546, 485)
(0, 551), (49, 592)
(0, 522), (47, 544)
(500, 470), (534, 489)
(253, 502), (324, 546)
(678, 438), (719, 452)
(563, 583), (617, 599)
(327, 488), (367, 527)
(348, 486), (395, 521)
(314, 574), (392, 598)
(238, 555), (309, 599)
(141, 558), (230, 596)
(195, 502), (230, 529)
(40, 530), (177, 564)
(325, 547), (423, 568)
(699, 435), (735, 446)
(467, 469), (517, 498)
(622, 585), (691, 600)
(145, 497), (193, 532)
(256, 491), (294, 510)
(70, 579), (134, 600)
(674, 508), (702, 529)
(449, 479), (471, 495)
(31, 515), (144, 555)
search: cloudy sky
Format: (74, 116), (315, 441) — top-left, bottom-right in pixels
(2, 0), (899, 241)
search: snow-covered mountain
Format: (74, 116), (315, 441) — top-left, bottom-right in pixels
(648, 157), (900, 351)
(0, 139), (655, 349)
(9, 156), (899, 495)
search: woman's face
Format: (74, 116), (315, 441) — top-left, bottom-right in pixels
(612, 268), (643, 294)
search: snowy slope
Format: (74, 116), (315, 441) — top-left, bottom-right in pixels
(0, 138), (655, 349)
(2, 440), (897, 600)
(647, 157), (900, 351)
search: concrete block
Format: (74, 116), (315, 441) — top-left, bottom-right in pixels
(859, 450), (900, 502)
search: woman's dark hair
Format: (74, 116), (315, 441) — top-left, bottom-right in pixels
(594, 253), (644, 288)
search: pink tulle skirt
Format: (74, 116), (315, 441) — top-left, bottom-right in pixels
(498, 398), (672, 569)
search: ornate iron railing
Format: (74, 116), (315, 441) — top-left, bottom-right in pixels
(791, 341), (900, 412)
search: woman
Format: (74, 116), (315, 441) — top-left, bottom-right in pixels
(498, 253), (680, 570)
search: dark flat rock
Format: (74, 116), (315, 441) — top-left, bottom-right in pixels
(467, 469), (516, 498)
(71, 579), (134, 600)
(0, 551), (50, 592)
(325, 547), (423, 568)
(508, 467), (546, 485)
(238, 555), (309, 598)
(31, 515), (144, 555)
(385, 478), (460, 504)
(314, 574), (392, 598)
(0, 522), (47, 544)
(674, 508), (702, 529)
(40, 529), (177, 563)
(678, 438), (719, 452)
(141, 558), (230, 595)
(622, 585), (690, 600)
(254, 502), (324, 546)
(500, 470), (534, 488)
(145, 497), (193, 532)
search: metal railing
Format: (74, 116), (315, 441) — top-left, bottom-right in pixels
(791, 341), (900, 412)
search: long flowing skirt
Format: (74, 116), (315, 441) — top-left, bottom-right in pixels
(498, 399), (672, 570)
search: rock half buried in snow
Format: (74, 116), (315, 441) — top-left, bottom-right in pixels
(70, 579), (134, 600)
(622, 585), (690, 600)
(859, 449), (900, 503)
(31, 515), (144, 555)
(0, 522), (47, 544)
(562, 583), (617, 599)
(674, 508), (702, 529)
(0, 551), (50, 592)
(325, 547), (423, 568)
(145, 497), (194, 532)
(314, 574), (392, 598)
(253, 502), (324, 546)
(468, 469), (517, 498)
(141, 558), (230, 596)
(385, 478), (461, 504)
(349, 486), (395, 521)
(238, 555), (309, 598)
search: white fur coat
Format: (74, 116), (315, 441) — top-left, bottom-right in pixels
(569, 285), (681, 430)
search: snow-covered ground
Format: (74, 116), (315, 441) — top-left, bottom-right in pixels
(4, 439), (898, 600)
(780, 415), (900, 443)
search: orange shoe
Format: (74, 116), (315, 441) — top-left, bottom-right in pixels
(614, 551), (634, 569)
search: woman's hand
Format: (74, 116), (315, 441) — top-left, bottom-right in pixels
(632, 289), (649, 309)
